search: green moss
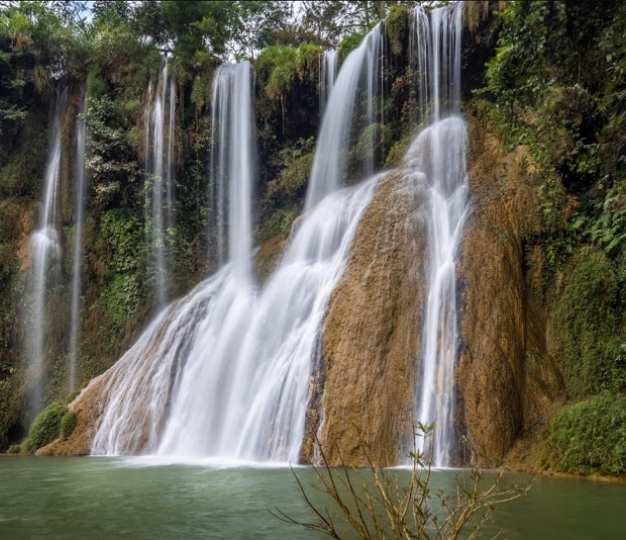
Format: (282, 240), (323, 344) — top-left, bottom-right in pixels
(554, 248), (626, 396)
(257, 206), (300, 244)
(6, 443), (22, 454)
(22, 401), (68, 453)
(266, 137), (315, 203)
(59, 411), (76, 439)
(546, 393), (626, 476)
(385, 132), (411, 168)
(386, 5), (408, 56)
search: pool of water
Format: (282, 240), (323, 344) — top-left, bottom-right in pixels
(1, 457), (625, 539)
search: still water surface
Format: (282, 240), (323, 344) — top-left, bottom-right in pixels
(1, 457), (625, 539)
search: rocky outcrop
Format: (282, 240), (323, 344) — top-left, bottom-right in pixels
(37, 372), (112, 456)
(316, 169), (429, 467)
(457, 119), (564, 465)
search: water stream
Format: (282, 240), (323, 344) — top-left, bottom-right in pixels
(411, 2), (468, 466)
(319, 49), (338, 114)
(68, 89), (88, 393)
(27, 88), (67, 416)
(92, 22), (389, 460)
(144, 57), (176, 308)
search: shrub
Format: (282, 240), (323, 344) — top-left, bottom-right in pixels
(59, 411), (77, 439)
(7, 443), (22, 454)
(22, 401), (68, 453)
(277, 425), (531, 539)
(546, 393), (626, 476)
(554, 248), (625, 395)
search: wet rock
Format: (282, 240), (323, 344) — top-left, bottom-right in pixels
(317, 169), (429, 467)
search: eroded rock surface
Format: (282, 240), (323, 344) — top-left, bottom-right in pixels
(457, 120), (564, 465)
(316, 169), (429, 467)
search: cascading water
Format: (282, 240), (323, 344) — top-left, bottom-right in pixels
(410, 2), (468, 466)
(319, 50), (338, 114)
(27, 88), (67, 415)
(306, 23), (384, 211)
(91, 30), (388, 459)
(166, 58), (176, 236)
(145, 57), (176, 308)
(68, 90), (88, 393)
(208, 62), (255, 275)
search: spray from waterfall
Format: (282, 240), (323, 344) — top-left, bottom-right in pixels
(27, 88), (67, 416)
(410, 2), (468, 466)
(68, 90), (88, 393)
(145, 57), (176, 309)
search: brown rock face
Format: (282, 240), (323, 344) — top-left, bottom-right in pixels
(37, 372), (113, 456)
(316, 169), (429, 467)
(457, 119), (563, 465)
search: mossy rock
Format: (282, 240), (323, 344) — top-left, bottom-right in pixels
(545, 392), (626, 476)
(554, 248), (626, 396)
(60, 411), (77, 439)
(22, 401), (68, 454)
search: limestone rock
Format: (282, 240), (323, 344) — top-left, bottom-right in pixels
(316, 169), (429, 467)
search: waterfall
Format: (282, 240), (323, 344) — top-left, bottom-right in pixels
(208, 62), (255, 278)
(410, 2), (468, 466)
(90, 54), (381, 460)
(145, 57), (176, 308)
(87, 7), (467, 465)
(306, 23), (384, 211)
(27, 88), (67, 416)
(166, 58), (176, 236)
(68, 90), (88, 393)
(319, 50), (338, 114)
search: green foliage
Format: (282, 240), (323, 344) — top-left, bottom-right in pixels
(6, 443), (22, 454)
(22, 401), (68, 453)
(266, 137), (315, 202)
(483, 0), (626, 259)
(385, 132), (411, 168)
(554, 248), (626, 396)
(546, 392), (626, 476)
(339, 31), (365, 62)
(386, 4), (408, 56)
(257, 205), (301, 244)
(99, 209), (146, 329)
(59, 410), (77, 439)
(257, 44), (323, 102)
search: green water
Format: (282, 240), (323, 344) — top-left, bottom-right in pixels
(0, 457), (625, 539)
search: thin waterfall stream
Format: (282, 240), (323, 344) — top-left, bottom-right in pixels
(145, 57), (176, 309)
(68, 90), (88, 393)
(27, 88), (67, 416)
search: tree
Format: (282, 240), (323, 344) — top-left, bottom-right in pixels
(299, 1), (412, 47)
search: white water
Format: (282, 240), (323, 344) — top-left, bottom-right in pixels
(166, 58), (176, 235)
(91, 52), (382, 459)
(411, 3), (468, 466)
(306, 24), (384, 211)
(90, 6), (468, 466)
(145, 58), (176, 308)
(208, 62), (255, 277)
(91, 176), (379, 458)
(27, 89), (67, 415)
(68, 90), (88, 393)
(319, 50), (338, 114)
